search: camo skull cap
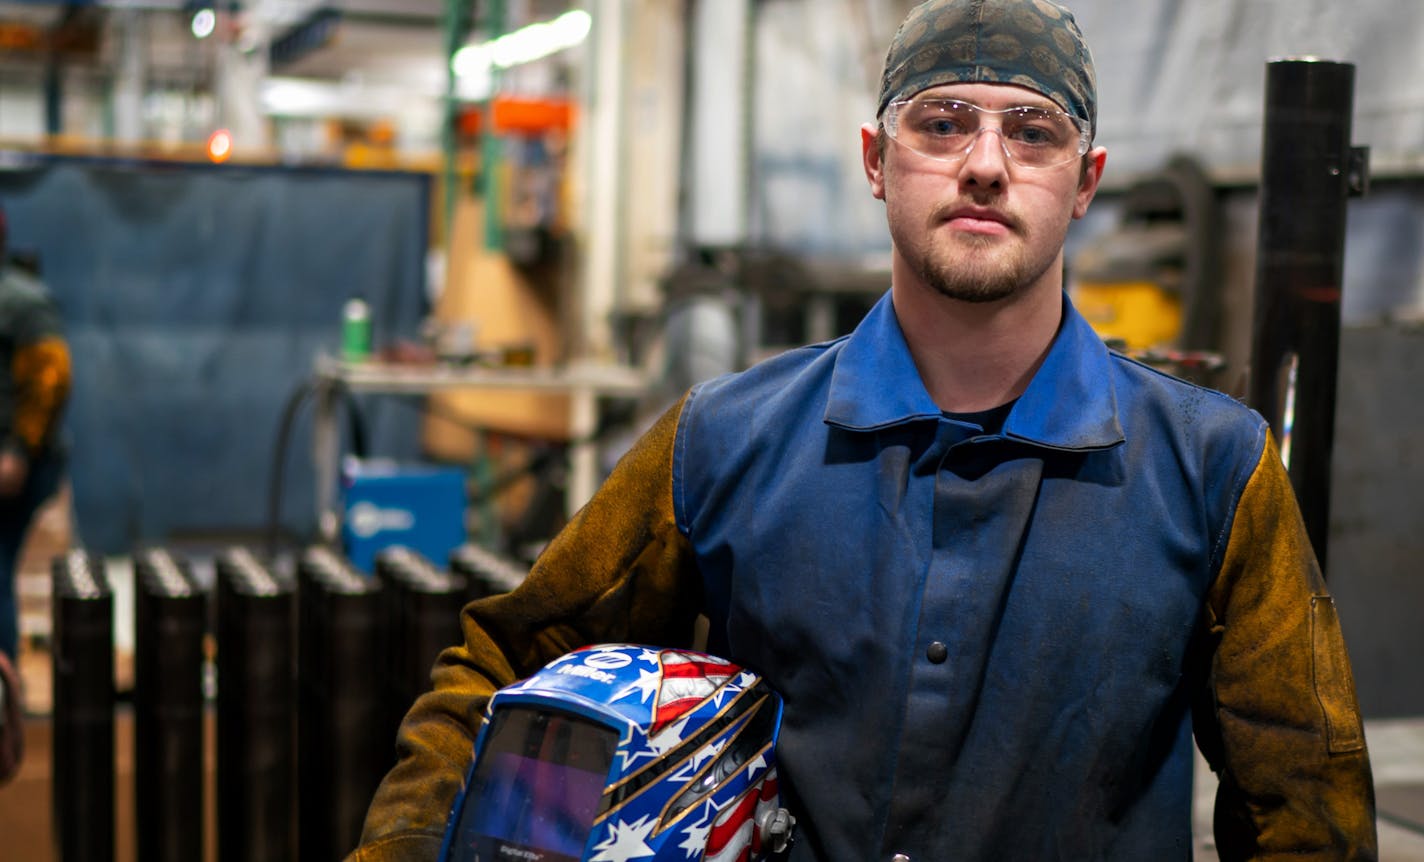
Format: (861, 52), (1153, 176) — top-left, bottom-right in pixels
(877, 0), (1097, 139)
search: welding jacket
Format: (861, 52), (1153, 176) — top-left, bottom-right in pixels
(0, 265), (70, 461)
(352, 291), (1377, 862)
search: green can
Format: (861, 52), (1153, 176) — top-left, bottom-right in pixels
(342, 298), (371, 361)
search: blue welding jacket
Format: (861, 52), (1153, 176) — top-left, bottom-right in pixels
(675, 290), (1264, 860)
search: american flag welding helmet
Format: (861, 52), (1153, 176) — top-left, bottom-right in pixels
(438, 644), (795, 862)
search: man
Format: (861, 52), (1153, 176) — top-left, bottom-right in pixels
(0, 203), (71, 784)
(352, 1), (1377, 859)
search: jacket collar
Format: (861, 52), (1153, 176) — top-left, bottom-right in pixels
(824, 290), (1124, 452)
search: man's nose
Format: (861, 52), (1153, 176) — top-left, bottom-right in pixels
(957, 126), (1010, 188)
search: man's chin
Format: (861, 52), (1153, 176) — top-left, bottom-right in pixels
(919, 252), (1025, 304)
(928, 281), (1021, 304)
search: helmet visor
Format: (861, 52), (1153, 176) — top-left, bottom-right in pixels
(447, 706), (618, 862)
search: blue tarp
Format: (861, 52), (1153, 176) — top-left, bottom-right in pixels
(0, 154), (431, 553)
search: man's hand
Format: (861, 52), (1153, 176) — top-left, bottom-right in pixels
(0, 449), (28, 497)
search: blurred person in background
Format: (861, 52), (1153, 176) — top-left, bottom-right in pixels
(0, 202), (71, 782)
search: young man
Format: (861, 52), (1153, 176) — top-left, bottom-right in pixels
(352, 1), (1377, 858)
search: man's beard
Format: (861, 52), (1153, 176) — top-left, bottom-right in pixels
(911, 223), (1069, 305)
(899, 199), (1061, 304)
(912, 232), (1030, 303)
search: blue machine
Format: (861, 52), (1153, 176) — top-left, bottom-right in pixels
(439, 644), (795, 862)
(340, 457), (467, 574)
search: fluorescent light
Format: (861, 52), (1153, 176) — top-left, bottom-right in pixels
(452, 9), (591, 79)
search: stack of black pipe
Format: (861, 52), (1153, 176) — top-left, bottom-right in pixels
(374, 546), (467, 746)
(51, 550), (114, 862)
(215, 546), (295, 862)
(48, 540), (500, 859)
(296, 545), (387, 861)
(133, 547), (207, 862)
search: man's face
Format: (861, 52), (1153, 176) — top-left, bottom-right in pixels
(861, 81), (1105, 305)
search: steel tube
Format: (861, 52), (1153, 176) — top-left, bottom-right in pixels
(1250, 58), (1359, 574)
(375, 547), (466, 748)
(216, 547), (295, 862)
(133, 548), (206, 862)
(51, 551), (114, 862)
(296, 547), (386, 861)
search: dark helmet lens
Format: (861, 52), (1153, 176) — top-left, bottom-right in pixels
(448, 707), (617, 862)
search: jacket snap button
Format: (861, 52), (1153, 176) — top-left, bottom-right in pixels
(892, 855), (911, 862)
(926, 641), (948, 663)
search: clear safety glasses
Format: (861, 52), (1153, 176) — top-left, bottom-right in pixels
(883, 97), (1091, 169)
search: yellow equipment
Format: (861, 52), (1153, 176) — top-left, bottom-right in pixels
(1071, 155), (1221, 357)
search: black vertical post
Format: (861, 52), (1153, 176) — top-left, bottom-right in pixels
(1250, 58), (1365, 575)
(216, 547), (295, 862)
(296, 546), (386, 861)
(133, 548), (206, 862)
(375, 547), (467, 750)
(51, 550), (114, 862)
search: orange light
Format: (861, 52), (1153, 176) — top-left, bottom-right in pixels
(491, 97), (574, 135)
(207, 128), (233, 163)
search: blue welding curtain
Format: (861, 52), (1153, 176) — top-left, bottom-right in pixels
(0, 155), (430, 554)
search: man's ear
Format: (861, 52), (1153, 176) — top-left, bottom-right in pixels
(861, 123), (886, 200)
(1073, 146), (1108, 219)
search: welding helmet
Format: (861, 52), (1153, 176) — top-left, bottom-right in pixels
(438, 644), (795, 862)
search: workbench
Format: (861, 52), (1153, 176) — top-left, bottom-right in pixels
(310, 355), (648, 542)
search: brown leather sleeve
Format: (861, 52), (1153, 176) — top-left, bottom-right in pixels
(1197, 430), (1377, 861)
(10, 336), (70, 452)
(348, 395), (703, 860)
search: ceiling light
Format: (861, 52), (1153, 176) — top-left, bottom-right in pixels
(191, 8), (216, 39)
(452, 9), (592, 79)
(207, 128), (232, 163)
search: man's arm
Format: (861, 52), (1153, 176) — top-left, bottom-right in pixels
(1195, 430), (1377, 861)
(349, 396), (704, 861)
(0, 294), (70, 496)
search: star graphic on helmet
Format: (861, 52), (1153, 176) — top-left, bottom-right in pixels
(590, 814), (657, 861)
(677, 799), (722, 858)
(707, 671), (752, 709)
(670, 737), (728, 782)
(613, 667), (662, 705)
(648, 714), (693, 755)
(745, 751), (768, 780)
(618, 740), (652, 770)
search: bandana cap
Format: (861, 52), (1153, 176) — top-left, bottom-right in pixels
(877, 0), (1097, 138)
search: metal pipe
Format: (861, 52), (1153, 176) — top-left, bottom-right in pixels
(374, 546), (466, 748)
(1249, 58), (1366, 575)
(216, 547), (295, 862)
(296, 546), (386, 860)
(133, 548), (206, 862)
(51, 551), (114, 862)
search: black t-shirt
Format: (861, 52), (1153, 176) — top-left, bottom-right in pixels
(943, 399), (1016, 436)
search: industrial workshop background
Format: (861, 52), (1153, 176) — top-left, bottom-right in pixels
(0, 0), (1422, 860)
